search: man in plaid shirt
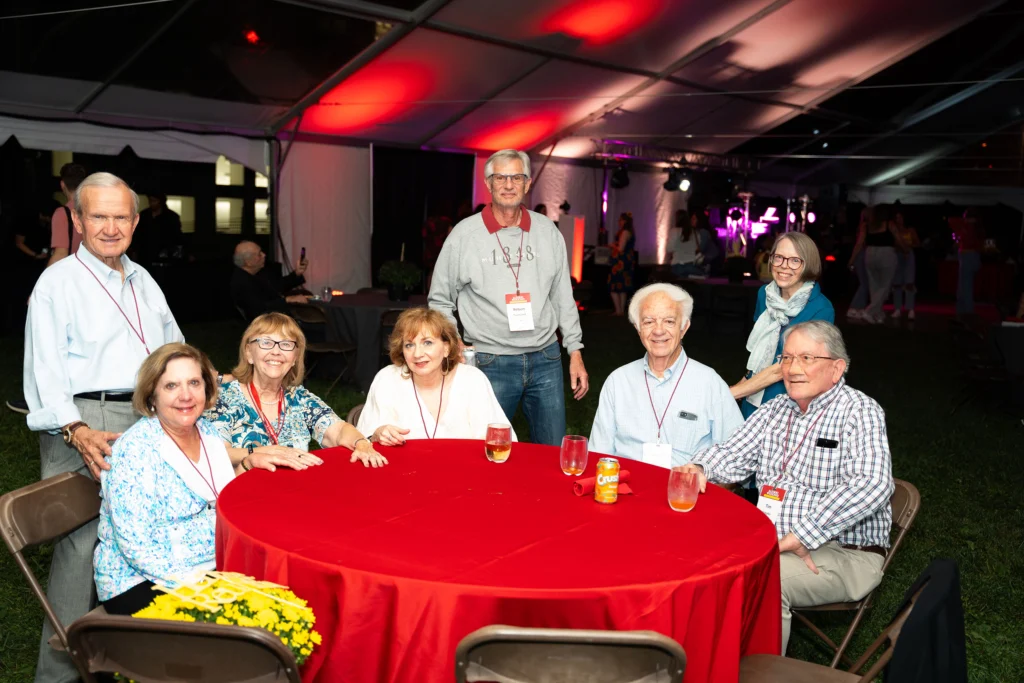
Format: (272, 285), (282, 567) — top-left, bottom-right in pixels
(683, 320), (893, 653)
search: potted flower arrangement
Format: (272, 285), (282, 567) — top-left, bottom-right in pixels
(379, 259), (422, 302)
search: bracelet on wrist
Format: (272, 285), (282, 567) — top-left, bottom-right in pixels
(353, 437), (370, 448)
(241, 457), (252, 472)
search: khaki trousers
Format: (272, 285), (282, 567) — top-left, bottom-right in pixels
(781, 541), (885, 653)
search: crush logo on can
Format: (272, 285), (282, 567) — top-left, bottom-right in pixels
(596, 473), (619, 486)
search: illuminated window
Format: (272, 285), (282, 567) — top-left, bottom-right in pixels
(255, 172), (269, 188)
(215, 198), (244, 233)
(215, 155), (244, 186)
(255, 199), (270, 234)
(52, 151), (73, 176)
(167, 196), (196, 233)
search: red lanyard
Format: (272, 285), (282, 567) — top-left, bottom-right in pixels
(775, 396), (837, 484)
(162, 425), (219, 502)
(412, 372), (445, 439)
(76, 253), (149, 354)
(249, 382), (285, 445)
(643, 354), (690, 442)
(493, 211), (527, 294)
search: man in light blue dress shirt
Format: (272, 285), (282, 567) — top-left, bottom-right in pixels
(24, 172), (183, 683)
(590, 283), (743, 468)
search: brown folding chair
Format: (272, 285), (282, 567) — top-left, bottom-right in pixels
(792, 478), (921, 667)
(740, 578), (925, 683)
(68, 613), (301, 683)
(455, 625), (687, 683)
(0, 472), (103, 674)
(346, 403), (364, 426)
(289, 303), (356, 393)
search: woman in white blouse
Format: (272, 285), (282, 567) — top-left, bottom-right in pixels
(357, 307), (516, 444)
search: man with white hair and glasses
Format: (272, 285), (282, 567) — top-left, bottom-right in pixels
(429, 149), (588, 445)
(590, 283), (743, 467)
(681, 320), (894, 654)
(24, 172), (184, 682)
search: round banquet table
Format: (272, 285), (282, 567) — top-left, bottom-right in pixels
(216, 440), (781, 683)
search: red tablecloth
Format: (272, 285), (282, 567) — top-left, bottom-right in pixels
(216, 441), (781, 682)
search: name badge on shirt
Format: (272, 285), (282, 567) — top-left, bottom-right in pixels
(757, 485), (786, 526)
(642, 442), (673, 469)
(505, 292), (535, 331)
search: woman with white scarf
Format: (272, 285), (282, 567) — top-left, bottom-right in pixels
(731, 232), (835, 418)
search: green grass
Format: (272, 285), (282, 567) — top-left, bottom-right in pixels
(1, 314), (1022, 681)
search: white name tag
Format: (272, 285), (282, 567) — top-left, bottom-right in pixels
(642, 442), (673, 469)
(757, 485), (787, 526)
(505, 292), (535, 331)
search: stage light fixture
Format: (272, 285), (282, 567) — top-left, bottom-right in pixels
(728, 207), (744, 222)
(807, 211), (816, 223)
(663, 168), (681, 192)
(788, 211), (797, 223)
(610, 166), (630, 189)
(679, 170), (691, 192)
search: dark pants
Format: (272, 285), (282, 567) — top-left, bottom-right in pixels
(475, 341), (567, 446)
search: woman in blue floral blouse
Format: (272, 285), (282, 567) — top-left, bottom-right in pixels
(94, 343), (319, 615)
(206, 312), (387, 467)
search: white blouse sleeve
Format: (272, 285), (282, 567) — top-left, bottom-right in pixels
(356, 368), (389, 436)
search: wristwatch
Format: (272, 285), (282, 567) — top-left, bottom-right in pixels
(62, 421), (87, 446)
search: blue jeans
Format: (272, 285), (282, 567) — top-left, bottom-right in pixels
(957, 251), (981, 315)
(475, 341), (566, 446)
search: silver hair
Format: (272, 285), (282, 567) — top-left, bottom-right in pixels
(232, 242), (258, 268)
(783, 320), (851, 373)
(484, 149), (531, 179)
(73, 172), (139, 217)
(627, 282), (694, 328)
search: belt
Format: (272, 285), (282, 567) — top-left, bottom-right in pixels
(840, 543), (887, 558)
(75, 391), (134, 403)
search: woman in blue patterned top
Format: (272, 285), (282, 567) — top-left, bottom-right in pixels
(94, 343), (317, 615)
(730, 232), (835, 418)
(206, 312), (387, 467)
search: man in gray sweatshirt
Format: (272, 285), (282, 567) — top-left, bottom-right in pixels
(428, 149), (588, 445)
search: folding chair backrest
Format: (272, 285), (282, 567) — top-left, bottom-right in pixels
(346, 403), (364, 426)
(0, 472), (101, 652)
(852, 579), (927, 681)
(455, 625), (687, 683)
(68, 614), (302, 683)
(289, 303), (327, 326)
(883, 479), (921, 573)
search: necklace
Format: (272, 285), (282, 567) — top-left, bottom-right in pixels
(161, 424), (218, 502)
(249, 381), (285, 445)
(412, 372), (445, 439)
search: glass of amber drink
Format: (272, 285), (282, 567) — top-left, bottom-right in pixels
(667, 468), (699, 512)
(485, 424), (512, 463)
(559, 435), (588, 476)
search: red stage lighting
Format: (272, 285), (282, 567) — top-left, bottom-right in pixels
(301, 61), (434, 134)
(245, 30), (260, 45)
(825, 254), (836, 262)
(541, 0), (664, 45)
(466, 113), (561, 151)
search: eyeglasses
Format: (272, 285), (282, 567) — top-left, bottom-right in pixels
(84, 214), (133, 229)
(771, 254), (804, 269)
(488, 173), (528, 186)
(249, 337), (297, 351)
(781, 354), (834, 366)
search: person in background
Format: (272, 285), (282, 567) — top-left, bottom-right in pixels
(46, 162), (88, 267)
(891, 207), (920, 320)
(24, 172), (184, 682)
(731, 232), (834, 418)
(666, 209), (703, 278)
(428, 148), (588, 447)
(693, 211), (720, 273)
(683, 321), (893, 655)
(357, 308), (515, 443)
(753, 232), (777, 281)
(94, 343), (311, 616)
(608, 212), (636, 316)
(134, 193), (183, 266)
(846, 207), (872, 321)
(206, 313), (387, 467)
(230, 241), (309, 321)
(590, 283), (743, 467)
(849, 204), (905, 324)
(953, 208), (985, 317)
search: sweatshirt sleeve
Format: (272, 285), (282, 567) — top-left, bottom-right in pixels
(549, 231), (584, 353)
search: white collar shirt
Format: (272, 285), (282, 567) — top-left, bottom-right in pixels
(24, 247), (183, 431)
(589, 348), (744, 467)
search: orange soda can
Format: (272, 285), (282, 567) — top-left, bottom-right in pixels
(595, 457), (620, 504)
